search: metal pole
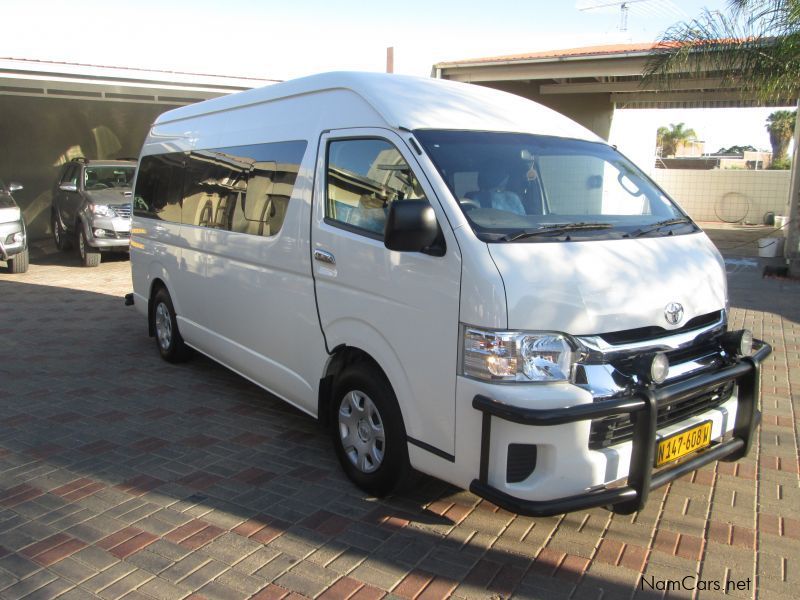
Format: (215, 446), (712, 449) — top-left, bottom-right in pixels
(386, 47), (394, 74)
(787, 98), (800, 275)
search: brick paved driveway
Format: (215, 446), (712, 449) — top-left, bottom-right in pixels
(0, 238), (797, 600)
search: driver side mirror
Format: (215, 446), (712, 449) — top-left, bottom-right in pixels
(384, 200), (444, 256)
(8, 182), (23, 193)
(59, 183), (78, 192)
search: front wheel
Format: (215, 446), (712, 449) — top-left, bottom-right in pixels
(52, 213), (71, 251)
(152, 288), (190, 363)
(78, 228), (101, 267)
(331, 364), (411, 496)
(7, 249), (28, 273)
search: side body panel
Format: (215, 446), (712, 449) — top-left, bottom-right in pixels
(311, 127), (463, 459)
(131, 90), (391, 415)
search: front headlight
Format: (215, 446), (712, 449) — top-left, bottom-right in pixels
(462, 327), (576, 382)
(91, 204), (117, 217)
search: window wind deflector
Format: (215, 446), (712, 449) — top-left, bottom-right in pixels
(628, 217), (694, 238)
(500, 222), (614, 242)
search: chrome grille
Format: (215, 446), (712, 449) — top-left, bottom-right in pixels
(115, 204), (132, 218)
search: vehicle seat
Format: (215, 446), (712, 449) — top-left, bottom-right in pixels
(475, 170), (525, 215)
(348, 195), (387, 234)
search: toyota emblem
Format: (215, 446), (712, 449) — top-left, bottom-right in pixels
(664, 302), (684, 325)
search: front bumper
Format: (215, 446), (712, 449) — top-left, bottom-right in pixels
(0, 220), (26, 260)
(83, 216), (131, 249)
(469, 341), (771, 516)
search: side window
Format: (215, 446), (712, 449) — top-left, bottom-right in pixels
(181, 141), (306, 237)
(60, 165), (79, 186)
(326, 139), (428, 238)
(133, 153), (184, 222)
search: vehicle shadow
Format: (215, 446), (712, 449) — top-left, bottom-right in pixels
(26, 238), (130, 268)
(0, 279), (662, 598)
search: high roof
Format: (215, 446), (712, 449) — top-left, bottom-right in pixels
(155, 71), (599, 141)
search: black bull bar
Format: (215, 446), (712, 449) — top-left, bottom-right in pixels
(470, 341), (772, 516)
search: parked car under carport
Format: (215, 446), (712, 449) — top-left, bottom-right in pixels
(0, 180), (28, 273)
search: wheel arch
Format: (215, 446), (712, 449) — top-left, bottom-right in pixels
(147, 278), (168, 338)
(316, 336), (416, 444)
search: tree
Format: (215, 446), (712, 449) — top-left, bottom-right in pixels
(656, 123), (698, 157)
(766, 109), (797, 161)
(644, 1), (800, 103)
(716, 144), (758, 154)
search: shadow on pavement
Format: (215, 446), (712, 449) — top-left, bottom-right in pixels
(0, 279), (647, 599)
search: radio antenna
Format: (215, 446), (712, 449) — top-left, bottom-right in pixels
(578, 0), (655, 32)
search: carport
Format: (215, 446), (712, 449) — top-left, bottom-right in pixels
(0, 58), (276, 240)
(433, 42), (800, 271)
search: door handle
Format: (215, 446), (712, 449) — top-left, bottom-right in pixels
(313, 249), (336, 265)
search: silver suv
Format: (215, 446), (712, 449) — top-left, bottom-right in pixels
(51, 158), (136, 267)
(0, 180), (28, 273)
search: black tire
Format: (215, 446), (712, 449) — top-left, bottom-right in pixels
(7, 249), (28, 273)
(330, 363), (411, 496)
(78, 227), (101, 267)
(52, 212), (71, 251)
(152, 287), (190, 363)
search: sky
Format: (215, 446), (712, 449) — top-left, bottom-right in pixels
(0, 0), (793, 154)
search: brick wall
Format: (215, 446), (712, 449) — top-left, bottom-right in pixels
(652, 169), (791, 223)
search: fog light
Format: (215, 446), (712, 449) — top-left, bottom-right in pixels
(721, 329), (753, 356)
(650, 353), (669, 384)
(94, 228), (106, 237)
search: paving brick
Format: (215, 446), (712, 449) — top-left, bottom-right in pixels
(2, 245), (797, 600)
(137, 576), (190, 600)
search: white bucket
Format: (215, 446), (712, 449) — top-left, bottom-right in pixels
(758, 237), (785, 258)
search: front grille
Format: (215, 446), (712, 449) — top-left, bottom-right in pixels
(115, 205), (132, 218)
(589, 381), (734, 450)
(597, 310), (723, 345)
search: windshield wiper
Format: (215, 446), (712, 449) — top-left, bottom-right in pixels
(501, 222), (614, 242)
(628, 217), (693, 238)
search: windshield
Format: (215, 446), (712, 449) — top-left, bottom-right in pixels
(84, 166), (136, 190)
(415, 130), (695, 242)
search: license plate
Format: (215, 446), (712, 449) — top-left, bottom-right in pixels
(655, 421), (712, 467)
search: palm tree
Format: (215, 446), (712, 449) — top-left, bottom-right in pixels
(643, 1), (800, 103)
(657, 123), (698, 157)
(766, 109), (796, 162)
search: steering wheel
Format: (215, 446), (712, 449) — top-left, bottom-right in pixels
(89, 182), (109, 190)
(459, 198), (481, 212)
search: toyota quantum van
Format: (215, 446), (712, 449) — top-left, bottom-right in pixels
(129, 72), (770, 516)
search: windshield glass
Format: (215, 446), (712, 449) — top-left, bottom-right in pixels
(84, 166), (136, 190)
(415, 130), (694, 242)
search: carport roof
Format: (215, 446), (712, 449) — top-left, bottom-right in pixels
(435, 42), (656, 67)
(0, 57), (279, 105)
(433, 42), (796, 109)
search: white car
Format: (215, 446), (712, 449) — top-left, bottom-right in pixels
(0, 180), (28, 273)
(128, 72), (769, 516)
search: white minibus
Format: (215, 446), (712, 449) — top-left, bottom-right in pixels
(129, 72), (770, 515)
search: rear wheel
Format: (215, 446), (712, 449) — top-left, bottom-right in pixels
(152, 287), (190, 363)
(331, 364), (411, 496)
(7, 249), (28, 273)
(78, 228), (101, 267)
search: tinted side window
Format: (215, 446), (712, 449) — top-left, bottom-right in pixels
(182, 141), (306, 237)
(60, 165), (79, 186)
(133, 153), (184, 222)
(326, 139), (428, 238)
